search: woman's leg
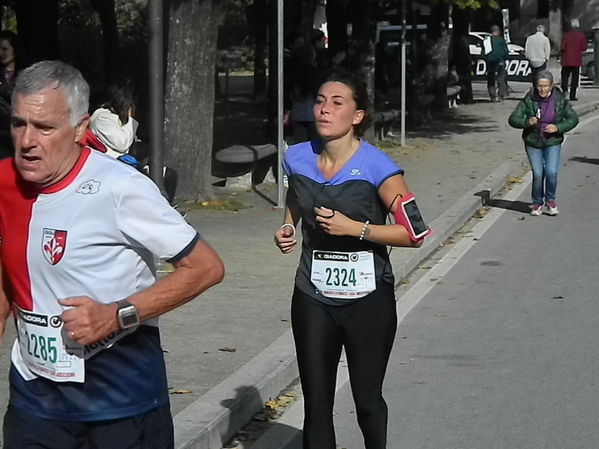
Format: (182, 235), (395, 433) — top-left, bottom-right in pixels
(542, 144), (561, 202)
(525, 146), (545, 205)
(342, 285), (397, 449)
(291, 290), (343, 449)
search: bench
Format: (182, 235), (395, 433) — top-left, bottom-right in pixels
(214, 144), (277, 189)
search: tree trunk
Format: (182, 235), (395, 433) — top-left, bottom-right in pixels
(426, 2), (450, 114)
(89, 0), (120, 84)
(348, 0), (377, 141)
(253, 0), (267, 96)
(164, 0), (223, 201)
(15, 0), (60, 62)
(326, 0), (349, 57)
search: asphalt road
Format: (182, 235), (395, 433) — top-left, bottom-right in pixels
(254, 110), (599, 449)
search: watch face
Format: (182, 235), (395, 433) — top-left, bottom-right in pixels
(119, 307), (139, 329)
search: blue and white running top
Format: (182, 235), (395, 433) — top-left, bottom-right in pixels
(283, 139), (404, 306)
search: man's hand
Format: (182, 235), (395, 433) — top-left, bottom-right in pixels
(527, 116), (539, 127)
(59, 296), (118, 346)
(544, 124), (558, 133)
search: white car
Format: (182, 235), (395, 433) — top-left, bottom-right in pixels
(468, 32), (525, 57)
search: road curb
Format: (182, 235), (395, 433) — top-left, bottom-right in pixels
(173, 101), (599, 449)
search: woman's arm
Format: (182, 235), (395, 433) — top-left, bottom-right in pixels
(274, 191), (302, 254)
(313, 174), (423, 248)
(508, 99), (532, 129)
(556, 101), (579, 134)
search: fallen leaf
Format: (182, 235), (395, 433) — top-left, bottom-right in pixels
(507, 176), (522, 184)
(219, 347), (237, 352)
(170, 389), (192, 395)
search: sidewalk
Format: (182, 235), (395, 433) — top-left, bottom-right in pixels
(163, 70), (599, 449)
(0, 72), (594, 449)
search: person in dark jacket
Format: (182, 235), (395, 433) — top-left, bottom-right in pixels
(560, 18), (587, 101)
(485, 25), (509, 102)
(508, 69), (579, 216)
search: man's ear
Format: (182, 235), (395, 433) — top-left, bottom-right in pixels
(74, 114), (90, 144)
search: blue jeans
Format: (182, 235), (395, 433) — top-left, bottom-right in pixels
(525, 144), (561, 205)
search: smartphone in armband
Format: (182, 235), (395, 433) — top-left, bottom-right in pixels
(392, 193), (432, 242)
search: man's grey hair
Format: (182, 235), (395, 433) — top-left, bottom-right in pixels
(13, 60), (89, 127)
(536, 24), (545, 33)
(534, 69), (554, 86)
(571, 18), (580, 29)
(490, 25), (501, 34)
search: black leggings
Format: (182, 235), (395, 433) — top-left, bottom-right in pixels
(291, 285), (397, 449)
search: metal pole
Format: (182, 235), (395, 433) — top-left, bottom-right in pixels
(276, 0), (285, 208)
(400, 0), (406, 147)
(149, 0), (165, 192)
(594, 31), (599, 86)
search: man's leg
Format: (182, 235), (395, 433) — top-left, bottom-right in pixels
(570, 66), (580, 100)
(88, 405), (174, 449)
(3, 405), (88, 449)
(496, 63), (508, 100)
(487, 61), (498, 101)
(561, 66), (570, 97)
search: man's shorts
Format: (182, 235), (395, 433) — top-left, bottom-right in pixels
(3, 404), (174, 449)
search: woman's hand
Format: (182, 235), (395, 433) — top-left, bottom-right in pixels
(544, 124), (558, 133)
(527, 116), (538, 127)
(274, 225), (297, 254)
(314, 207), (360, 237)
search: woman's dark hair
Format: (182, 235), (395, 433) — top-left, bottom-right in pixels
(318, 69), (372, 137)
(0, 30), (27, 72)
(103, 84), (135, 125)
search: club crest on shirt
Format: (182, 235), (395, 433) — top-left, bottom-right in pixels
(42, 228), (67, 265)
(76, 179), (101, 195)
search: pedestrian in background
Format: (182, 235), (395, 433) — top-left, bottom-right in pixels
(89, 83), (138, 159)
(0, 30), (25, 159)
(0, 60), (224, 449)
(525, 24), (551, 84)
(508, 69), (578, 216)
(274, 69), (428, 449)
(560, 18), (587, 101)
(485, 25), (510, 102)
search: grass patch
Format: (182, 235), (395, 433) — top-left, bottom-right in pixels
(183, 199), (249, 211)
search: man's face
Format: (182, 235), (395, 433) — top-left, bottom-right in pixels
(11, 87), (88, 188)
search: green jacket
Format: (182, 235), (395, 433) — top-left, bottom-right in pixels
(486, 35), (509, 63)
(508, 88), (578, 148)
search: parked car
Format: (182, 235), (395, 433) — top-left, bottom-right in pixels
(581, 49), (595, 80)
(468, 31), (525, 57)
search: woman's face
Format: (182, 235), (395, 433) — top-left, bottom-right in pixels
(535, 78), (552, 98)
(313, 81), (364, 141)
(0, 39), (14, 67)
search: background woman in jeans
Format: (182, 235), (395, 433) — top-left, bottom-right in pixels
(508, 69), (578, 216)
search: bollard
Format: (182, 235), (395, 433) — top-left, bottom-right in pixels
(594, 31), (599, 85)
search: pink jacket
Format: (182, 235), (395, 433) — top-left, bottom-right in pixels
(561, 30), (587, 67)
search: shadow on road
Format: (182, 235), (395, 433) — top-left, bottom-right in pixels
(407, 111), (497, 140)
(475, 190), (531, 214)
(569, 156), (599, 165)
